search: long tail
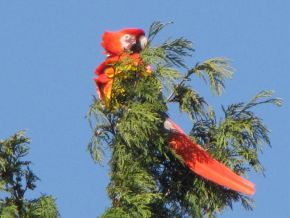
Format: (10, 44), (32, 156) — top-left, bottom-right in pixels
(164, 119), (255, 195)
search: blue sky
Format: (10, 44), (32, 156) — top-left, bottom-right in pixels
(0, 0), (289, 217)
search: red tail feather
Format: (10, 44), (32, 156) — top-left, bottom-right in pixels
(167, 119), (255, 195)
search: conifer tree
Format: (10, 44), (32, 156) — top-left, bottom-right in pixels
(0, 131), (59, 218)
(88, 22), (281, 217)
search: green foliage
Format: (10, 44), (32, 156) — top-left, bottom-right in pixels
(27, 195), (59, 218)
(143, 21), (194, 68)
(170, 85), (207, 121)
(193, 58), (234, 96)
(89, 22), (281, 217)
(0, 131), (59, 218)
(0, 204), (18, 218)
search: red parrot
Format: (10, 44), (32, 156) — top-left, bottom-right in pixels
(94, 28), (255, 195)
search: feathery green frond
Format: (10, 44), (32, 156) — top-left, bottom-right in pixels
(87, 97), (114, 164)
(155, 66), (182, 93)
(239, 90), (283, 113)
(144, 21), (194, 69)
(27, 195), (59, 218)
(193, 58), (234, 95)
(161, 37), (194, 68)
(171, 85), (208, 121)
(147, 21), (173, 44)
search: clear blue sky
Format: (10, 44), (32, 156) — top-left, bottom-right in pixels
(1, 1), (289, 217)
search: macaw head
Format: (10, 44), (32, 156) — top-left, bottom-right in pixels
(101, 28), (147, 56)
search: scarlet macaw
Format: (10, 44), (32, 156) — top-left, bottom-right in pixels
(94, 28), (255, 195)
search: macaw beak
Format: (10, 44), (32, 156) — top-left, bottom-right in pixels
(139, 35), (148, 50)
(130, 35), (147, 53)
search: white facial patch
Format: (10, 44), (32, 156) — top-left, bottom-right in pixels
(120, 34), (136, 50)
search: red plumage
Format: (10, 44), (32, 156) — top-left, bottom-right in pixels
(166, 119), (255, 195)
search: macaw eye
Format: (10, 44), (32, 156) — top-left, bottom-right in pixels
(123, 34), (131, 40)
(120, 34), (137, 51)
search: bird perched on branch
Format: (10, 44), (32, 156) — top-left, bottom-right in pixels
(94, 28), (255, 195)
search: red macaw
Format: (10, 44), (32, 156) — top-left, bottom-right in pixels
(94, 28), (255, 195)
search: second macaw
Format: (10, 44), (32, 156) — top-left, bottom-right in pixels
(94, 28), (255, 195)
